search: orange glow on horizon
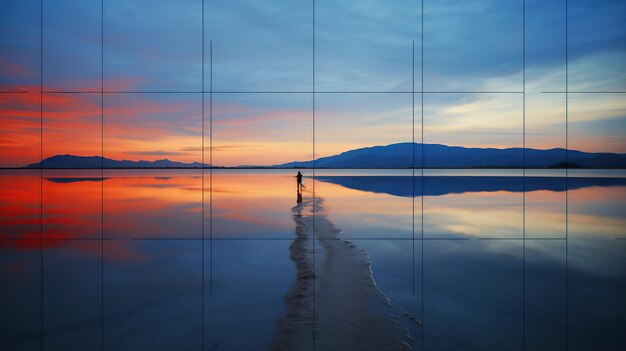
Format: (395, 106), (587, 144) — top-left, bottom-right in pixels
(1, 80), (624, 167)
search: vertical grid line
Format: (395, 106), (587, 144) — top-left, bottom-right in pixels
(522, 0), (526, 349)
(565, 0), (569, 349)
(420, 0), (425, 349)
(201, 0), (205, 348)
(209, 40), (213, 297)
(312, 0), (316, 349)
(412, 40), (415, 297)
(100, 0), (104, 349)
(39, 0), (44, 349)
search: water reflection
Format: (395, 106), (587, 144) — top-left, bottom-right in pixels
(0, 169), (624, 350)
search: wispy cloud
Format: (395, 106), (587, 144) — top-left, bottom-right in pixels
(0, 0), (624, 167)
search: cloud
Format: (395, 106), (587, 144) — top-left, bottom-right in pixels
(125, 150), (192, 156)
(1, 0), (624, 167)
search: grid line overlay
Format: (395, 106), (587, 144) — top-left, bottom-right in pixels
(100, 0), (104, 348)
(522, 0), (526, 348)
(39, 1), (44, 349)
(2, 0), (621, 350)
(420, 1), (424, 348)
(201, 1), (205, 348)
(565, 0), (570, 348)
(209, 40), (213, 299)
(412, 40), (415, 299)
(312, 0), (317, 347)
(420, 1), (425, 348)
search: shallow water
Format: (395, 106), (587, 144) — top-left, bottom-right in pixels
(0, 169), (624, 350)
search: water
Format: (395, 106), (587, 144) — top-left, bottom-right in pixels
(0, 169), (624, 350)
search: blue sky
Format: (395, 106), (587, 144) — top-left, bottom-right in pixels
(0, 0), (624, 166)
(1, 0), (624, 91)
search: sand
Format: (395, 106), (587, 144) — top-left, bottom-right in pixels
(271, 196), (419, 351)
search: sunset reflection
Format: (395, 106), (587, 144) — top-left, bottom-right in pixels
(1, 170), (625, 349)
(2, 170), (625, 244)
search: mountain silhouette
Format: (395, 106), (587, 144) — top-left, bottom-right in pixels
(278, 143), (626, 169)
(26, 155), (207, 168)
(25, 144), (626, 169)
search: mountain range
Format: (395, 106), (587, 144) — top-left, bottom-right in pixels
(277, 143), (626, 169)
(24, 143), (626, 168)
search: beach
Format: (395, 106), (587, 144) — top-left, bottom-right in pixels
(272, 195), (418, 351)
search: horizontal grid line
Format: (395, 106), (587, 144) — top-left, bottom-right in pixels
(41, 91), (204, 94)
(419, 237), (470, 240)
(1, 169), (198, 172)
(0, 236), (575, 241)
(6, 167), (613, 170)
(131, 237), (205, 240)
(131, 237), (427, 241)
(0, 237), (115, 241)
(144, 238), (472, 241)
(541, 91), (626, 94)
(478, 237), (566, 240)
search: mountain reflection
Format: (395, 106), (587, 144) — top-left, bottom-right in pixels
(315, 176), (626, 197)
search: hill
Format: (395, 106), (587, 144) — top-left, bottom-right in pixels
(277, 143), (626, 169)
(26, 155), (206, 168)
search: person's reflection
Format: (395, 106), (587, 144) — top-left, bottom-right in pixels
(297, 187), (303, 204)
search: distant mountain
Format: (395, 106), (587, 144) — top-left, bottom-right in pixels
(25, 144), (626, 169)
(27, 155), (207, 168)
(315, 176), (626, 198)
(278, 143), (626, 169)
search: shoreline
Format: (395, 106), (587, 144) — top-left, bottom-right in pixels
(271, 196), (418, 350)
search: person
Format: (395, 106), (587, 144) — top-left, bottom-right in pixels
(296, 171), (304, 191)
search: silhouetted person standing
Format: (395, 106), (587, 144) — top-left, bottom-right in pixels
(296, 171), (304, 204)
(296, 171), (304, 191)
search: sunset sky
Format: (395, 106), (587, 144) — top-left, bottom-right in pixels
(0, 0), (624, 167)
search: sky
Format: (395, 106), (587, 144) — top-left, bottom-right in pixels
(0, 0), (624, 167)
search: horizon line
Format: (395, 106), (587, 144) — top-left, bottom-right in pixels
(3, 166), (626, 170)
(10, 142), (626, 169)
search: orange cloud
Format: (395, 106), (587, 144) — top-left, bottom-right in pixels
(1, 74), (623, 168)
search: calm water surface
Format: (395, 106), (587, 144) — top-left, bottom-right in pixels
(1, 169), (624, 350)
